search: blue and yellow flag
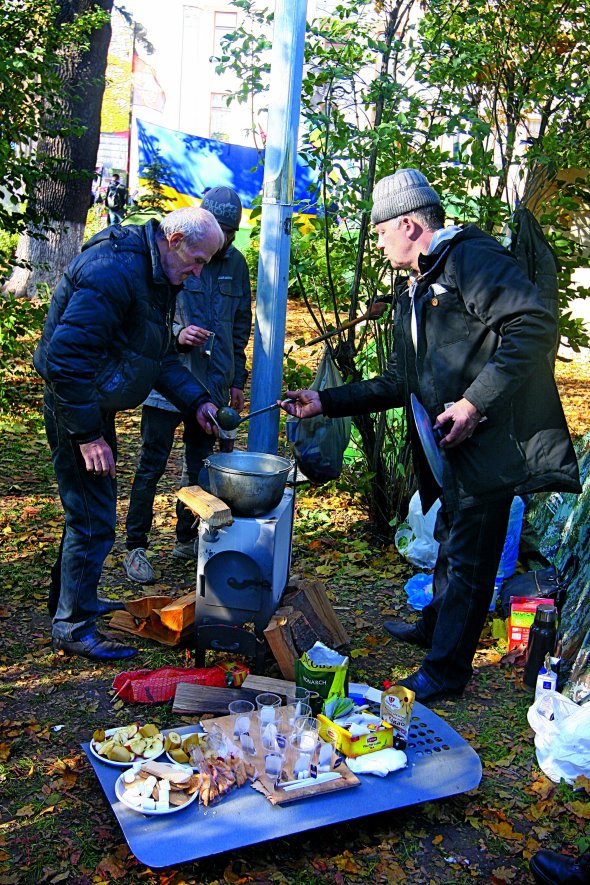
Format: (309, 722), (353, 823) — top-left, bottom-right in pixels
(136, 118), (318, 222)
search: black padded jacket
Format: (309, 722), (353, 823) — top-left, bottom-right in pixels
(319, 225), (581, 512)
(33, 220), (210, 442)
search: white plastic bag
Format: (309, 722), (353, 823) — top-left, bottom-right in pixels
(394, 492), (440, 569)
(527, 692), (590, 784)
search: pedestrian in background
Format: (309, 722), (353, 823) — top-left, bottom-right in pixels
(104, 172), (128, 225)
(123, 186), (252, 584)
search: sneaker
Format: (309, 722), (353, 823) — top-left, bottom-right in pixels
(123, 547), (156, 584)
(172, 539), (199, 561)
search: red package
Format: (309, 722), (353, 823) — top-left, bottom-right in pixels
(112, 666), (228, 704)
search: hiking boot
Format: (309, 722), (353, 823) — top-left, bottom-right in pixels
(53, 627), (137, 661)
(172, 539), (199, 561)
(530, 849), (590, 885)
(123, 547), (156, 584)
(383, 618), (431, 648)
(398, 669), (465, 703)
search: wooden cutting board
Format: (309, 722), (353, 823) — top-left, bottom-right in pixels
(206, 713), (360, 805)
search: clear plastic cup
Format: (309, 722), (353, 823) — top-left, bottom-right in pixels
(228, 699), (255, 740)
(256, 692), (282, 727)
(284, 702), (312, 727)
(286, 687), (311, 706)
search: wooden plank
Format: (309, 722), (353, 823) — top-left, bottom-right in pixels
(288, 610), (320, 655)
(292, 578), (350, 647)
(158, 592), (196, 633)
(176, 485), (233, 527)
(107, 610), (190, 647)
(241, 674), (295, 697)
(124, 596), (177, 620)
(263, 615), (298, 681)
(172, 682), (261, 716)
(281, 587), (334, 647)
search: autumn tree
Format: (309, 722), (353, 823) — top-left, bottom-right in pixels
(220, 0), (590, 535)
(4, 0), (114, 299)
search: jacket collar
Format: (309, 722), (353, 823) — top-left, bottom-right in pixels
(143, 219), (171, 287)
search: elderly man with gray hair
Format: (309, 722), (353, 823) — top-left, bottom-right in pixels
(34, 207), (224, 661)
(282, 168), (580, 703)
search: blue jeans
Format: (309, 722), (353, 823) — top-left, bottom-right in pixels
(125, 405), (213, 550)
(44, 389), (118, 641)
(417, 498), (512, 692)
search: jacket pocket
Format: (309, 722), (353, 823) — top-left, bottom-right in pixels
(96, 353), (155, 412)
(425, 284), (470, 349)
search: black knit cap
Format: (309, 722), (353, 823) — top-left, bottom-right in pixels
(201, 186), (242, 231)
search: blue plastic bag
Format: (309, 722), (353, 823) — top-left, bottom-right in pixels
(404, 573), (433, 610)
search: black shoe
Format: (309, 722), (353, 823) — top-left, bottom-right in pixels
(398, 669), (465, 703)
(96, 598), (126, 616)
(530, 849), (590, 885)
(384, 619), (431, 648)
(53, 628), (137, 661)
(48, 597), (125, 619)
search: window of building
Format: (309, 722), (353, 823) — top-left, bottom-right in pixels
(213, 11), (238, 58)
(210, 92), (231, 141)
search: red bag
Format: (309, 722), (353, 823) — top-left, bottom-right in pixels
(112, 666), (228, 704)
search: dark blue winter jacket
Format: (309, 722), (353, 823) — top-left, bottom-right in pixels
(33, 219), (210, 441)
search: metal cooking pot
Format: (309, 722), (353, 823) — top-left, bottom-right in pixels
(204, 451), (292, 517)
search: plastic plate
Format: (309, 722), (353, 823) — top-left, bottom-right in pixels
(89, 731), (165, 768)
(115, 764), (197, 815)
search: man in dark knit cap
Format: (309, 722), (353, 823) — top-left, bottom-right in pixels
(281, 168), (580, 702)
(123, 186), (252, 583)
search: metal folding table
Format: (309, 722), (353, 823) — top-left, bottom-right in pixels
(84, 702), (482, 868)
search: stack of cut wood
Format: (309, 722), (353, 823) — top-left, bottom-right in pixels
(108, 593), (196, 647)
(263, 577), (349, 680)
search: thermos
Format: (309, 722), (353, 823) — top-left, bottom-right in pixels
(523, 604), (557, 691)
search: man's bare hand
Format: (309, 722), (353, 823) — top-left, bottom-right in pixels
(79, 437), (116, 478)
(178, 325), (211, 347)
(435, 398), (481, 449)
(197, 402), (219, 437)
(280, 389), (323, 419)
(230, 387), (245, 412)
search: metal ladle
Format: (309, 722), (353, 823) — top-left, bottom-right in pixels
(216, 400), (292, 431)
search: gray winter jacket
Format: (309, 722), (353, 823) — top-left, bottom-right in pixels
(144, 243), (252, 412)
(320, 225), (581, 512)
(33, 220), (210, 441)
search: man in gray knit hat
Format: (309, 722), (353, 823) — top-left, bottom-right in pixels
(281, 167), (580, 703)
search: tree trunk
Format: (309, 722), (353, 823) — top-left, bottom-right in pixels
(4, 0), (114, 299)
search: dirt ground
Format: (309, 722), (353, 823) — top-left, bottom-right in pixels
(0, 301), (589, 884)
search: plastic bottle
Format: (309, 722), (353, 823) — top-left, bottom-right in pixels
(523, 604), (557, 691)
(490, 496), (525, 611)
(534, 653), (558, 700)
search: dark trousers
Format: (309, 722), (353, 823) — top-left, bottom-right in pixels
(44, 389), (118, 641)
(125, 405), (213, 550)
(417, 498), (512, 692)
(107, 209), (124, 225)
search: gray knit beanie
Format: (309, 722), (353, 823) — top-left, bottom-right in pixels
(201, 186), (242, 230)
(371, 168), (441, 224)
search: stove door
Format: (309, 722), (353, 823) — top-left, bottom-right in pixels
(197, 551), (270, 625)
